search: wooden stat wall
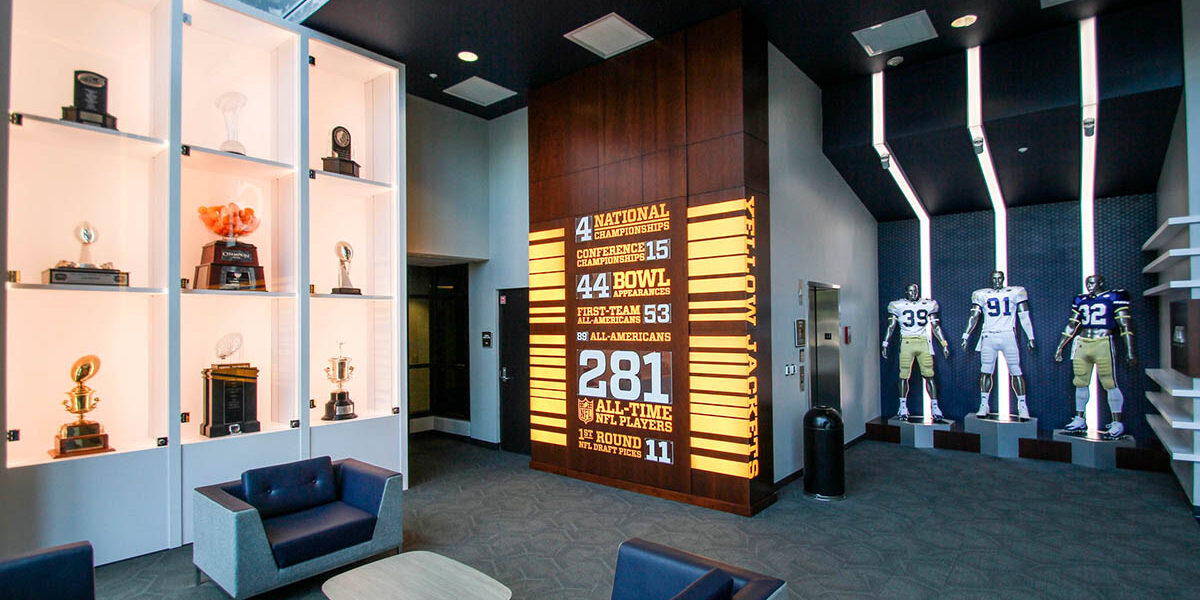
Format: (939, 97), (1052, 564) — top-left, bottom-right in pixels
(527, 10), (775, 515)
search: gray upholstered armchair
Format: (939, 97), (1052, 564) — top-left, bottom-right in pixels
(192, 456), (403, 599)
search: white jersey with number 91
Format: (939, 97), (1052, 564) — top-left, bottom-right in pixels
(887, 299), (939, 338)
(971, 286), (1028, 333)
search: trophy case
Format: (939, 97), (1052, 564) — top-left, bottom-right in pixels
(2, 0), (405, 564)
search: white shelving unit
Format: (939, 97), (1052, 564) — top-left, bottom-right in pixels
(1143, 216), (1200, 513)
(1, 0), (406, 564)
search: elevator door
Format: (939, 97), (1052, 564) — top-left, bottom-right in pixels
(810, 287), (841, 411)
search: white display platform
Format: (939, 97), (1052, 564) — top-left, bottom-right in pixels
(1051, 430), (1135, 469)
(964, 414), (1037, 458)
(888, 417), (952, 449)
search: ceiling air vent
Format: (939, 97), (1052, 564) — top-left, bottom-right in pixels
(851, 10), (938, 57)
(564, 12), (652, 59)
(443, 76), (517, 107)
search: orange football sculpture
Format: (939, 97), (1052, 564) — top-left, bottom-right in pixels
(198, 203), (260, 238)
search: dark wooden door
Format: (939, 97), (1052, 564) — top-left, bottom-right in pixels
(499, 288), (531, 454)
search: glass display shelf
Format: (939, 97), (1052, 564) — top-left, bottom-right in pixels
(181, 144), (295, 179)
(310, 169), (393, 198)
(310, 293), (394, 301)
(180, 419), (293, 445)
(6, 442), (166, 470)
(7, 283), (167, 295)
(182, 288), (296, 298)
(9, 113), (168, 159)
(309, 409), (397, 428)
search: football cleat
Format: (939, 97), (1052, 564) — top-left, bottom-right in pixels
(1063, 416), (1087, 432)
(896, 404), (911, 422)
(931, 400), (945, 422)
(976, 400), (990, 417)
(1017, 400), (1030, 420)
(1103, 421), (1125, 439)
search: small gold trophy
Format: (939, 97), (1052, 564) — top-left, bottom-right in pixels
(50, 355), (115, 459)
(322, 342), (357, 421)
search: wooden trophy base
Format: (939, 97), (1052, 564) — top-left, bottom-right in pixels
(322, 392), (357, 421)
(50, 420), (114, 459)
(322, 156), (360, 178)
(62, 106), (117, 130)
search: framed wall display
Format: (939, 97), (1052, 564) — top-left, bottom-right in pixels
(795, 319), (806, 347)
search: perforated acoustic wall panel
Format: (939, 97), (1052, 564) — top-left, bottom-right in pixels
(878, 196), (1158, 443)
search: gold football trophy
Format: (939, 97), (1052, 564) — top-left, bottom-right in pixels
(50, 355), (115, 458)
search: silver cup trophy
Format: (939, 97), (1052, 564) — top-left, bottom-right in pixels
(332, 241), (361, 295)
(322, 342), (357, 421)
(43, 222), (129, 286)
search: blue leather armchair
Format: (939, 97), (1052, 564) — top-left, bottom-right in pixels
(193, 456), (403, 599)
(611, 538), (785, 600)
(0, 541), (95, 600)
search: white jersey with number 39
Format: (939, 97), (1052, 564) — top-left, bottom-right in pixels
(971, 287), (1028, 333)
(887, 299), (939, 338)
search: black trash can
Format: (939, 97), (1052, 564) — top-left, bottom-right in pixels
(804, 405), (845, 501)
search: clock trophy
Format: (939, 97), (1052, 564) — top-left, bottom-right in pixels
(50, 355), (115, 458)
(201, 333), (261, 437)
(216, 91), (247, 155)
(194, 203), (266, 291)
(62, 70), (117, 130)
(322, 342), (357, 421)
(332, 241), (361, 295)
(43, 222), (129, 286)
(321, 126), (361, 177)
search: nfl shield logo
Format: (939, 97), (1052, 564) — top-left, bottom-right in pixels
(577, 399), (594, 424)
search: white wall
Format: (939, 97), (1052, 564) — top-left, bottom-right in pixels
(468, 109), (530, 443)
(767, 43), (880, 482)
(406, 94), (490, 260)
(1157, 100), (1188, 361)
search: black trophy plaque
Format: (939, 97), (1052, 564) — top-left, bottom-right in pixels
(194, 240), (267, 291)
(323, 391), (357, 421)
(43, 267), (129, 286)
(201, 363), (261, 437)
(62, 70), (117, 130)
(321, 126), (361, 177)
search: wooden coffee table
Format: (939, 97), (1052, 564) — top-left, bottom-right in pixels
(322, 551), (512, 600)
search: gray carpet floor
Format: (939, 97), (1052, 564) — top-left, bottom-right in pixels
(95, 435), (1200, 599)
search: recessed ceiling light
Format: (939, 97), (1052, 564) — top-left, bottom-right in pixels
(886, 56), (904, 67)
(1018, 146), (1029, 153)
(457, 51), (478, 62)
(429, 73), (438, 79)
(951, 14), (978, 28)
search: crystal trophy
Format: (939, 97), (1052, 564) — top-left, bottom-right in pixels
(322, 342), (357, 421)
(193, 203), (266, 291)
(201, 333), (261, 437)
(50, 355), (115, 458)
(321, 126), (361, 177)
(332, 241), (361, 295)
(216, 91), (247, 155)
(62, 70), (117, 130)
(43, 222), (129, 286)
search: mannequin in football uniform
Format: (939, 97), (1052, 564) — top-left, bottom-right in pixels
(882, 283), (951, 422)
(1053, 274), (1135, 439)
(961, 271), (1036, 419)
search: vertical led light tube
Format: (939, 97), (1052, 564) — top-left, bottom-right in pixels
(967, 46), (1013, 418)
(1079, 17), (1101, 435)
(873, 71), (934, 418)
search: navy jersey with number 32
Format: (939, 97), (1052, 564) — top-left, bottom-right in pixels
(1071, 290), (1130, 332)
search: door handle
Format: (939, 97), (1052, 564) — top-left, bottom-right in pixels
(500, 367), (511, 383)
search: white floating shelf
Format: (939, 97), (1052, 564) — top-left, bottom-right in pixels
(181, 144), (295, 179)
(183, 289), (295, 298)
(1144, 280), (1200, 297)
(1147, 415), (1200, 462)
(310, 169), (393, 199)
(9, 112), (168, 159)
(181, 419), (295, 446)
(309, 410), (398, 428)
(1144, 248), (1200, 274)
(1147, 392), (1200, 430)
(1146, 368), (1200, 398)
(7, 282), (166, 295)
(1143, 215), (1200, 252)
(310, 293), (393, 301)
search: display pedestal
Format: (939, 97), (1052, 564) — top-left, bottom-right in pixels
(889, 417), (952, 448)
(1052, 430), (1135, 469)
(965, 414), (1037, 458)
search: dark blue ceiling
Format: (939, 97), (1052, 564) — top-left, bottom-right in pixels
(304, 0), (1182, 220)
